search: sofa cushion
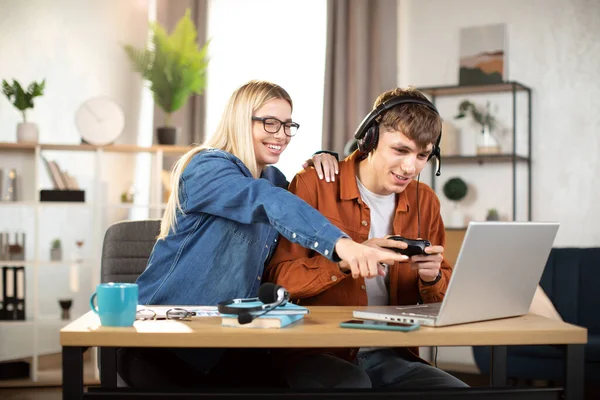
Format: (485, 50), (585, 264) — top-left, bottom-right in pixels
(539, 247), (600, 335)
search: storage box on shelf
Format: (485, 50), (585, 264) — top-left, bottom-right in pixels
(0, 142), (190, 383)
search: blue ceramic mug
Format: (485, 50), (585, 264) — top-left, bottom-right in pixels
(90, 283), (138, 327)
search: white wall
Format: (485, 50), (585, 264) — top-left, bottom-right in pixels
(399, 0), (600, 247)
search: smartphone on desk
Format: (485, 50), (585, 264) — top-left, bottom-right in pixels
(340, 319), (420, 332)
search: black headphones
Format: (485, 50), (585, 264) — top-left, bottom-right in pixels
(353, 95), (442, 176)
(217, 283), (290, 324)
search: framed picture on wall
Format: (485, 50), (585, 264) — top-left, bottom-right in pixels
(458, 23), (507, 86)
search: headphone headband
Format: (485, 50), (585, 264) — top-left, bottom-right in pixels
(217, 297), (271, 315)
(354, 95), (440, 141)
(353, 94), (442, 176)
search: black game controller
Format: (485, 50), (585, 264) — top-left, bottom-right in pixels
(386, 236), (431, 257)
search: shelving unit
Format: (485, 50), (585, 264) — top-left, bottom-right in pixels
(0, 142), (190, 382)
(419, 81), (532, 222)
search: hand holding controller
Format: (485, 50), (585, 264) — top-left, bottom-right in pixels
(386, 236), (431, 257)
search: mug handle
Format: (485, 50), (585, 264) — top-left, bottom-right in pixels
(90, 293), (99, 315)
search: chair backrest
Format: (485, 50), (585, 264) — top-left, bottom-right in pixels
(539, 247), (600, 334)
(101, 219), (161, 284)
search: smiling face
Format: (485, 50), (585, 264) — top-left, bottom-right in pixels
(252, 98), (293, 171)
(359, 128), (433, 195)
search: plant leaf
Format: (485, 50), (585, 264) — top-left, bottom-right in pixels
(122, 7), (209, 118)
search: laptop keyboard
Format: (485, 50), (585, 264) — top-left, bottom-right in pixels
(397, 303), (442, 318)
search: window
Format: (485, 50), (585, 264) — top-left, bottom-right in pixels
(206, 0), (327, 181)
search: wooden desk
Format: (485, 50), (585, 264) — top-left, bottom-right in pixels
(60, 306), (587, 400)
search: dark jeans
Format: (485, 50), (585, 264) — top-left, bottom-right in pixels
(281, 349), (469, 389)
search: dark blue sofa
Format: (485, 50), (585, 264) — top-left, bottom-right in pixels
(473, 247), (600, 382)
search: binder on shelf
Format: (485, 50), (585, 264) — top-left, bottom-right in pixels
(15, 266), (25, 320)
(0, 267), (4, 320)
(2, 266), (16, 320)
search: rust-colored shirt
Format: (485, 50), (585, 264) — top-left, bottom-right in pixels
(264, 150), (452, 362)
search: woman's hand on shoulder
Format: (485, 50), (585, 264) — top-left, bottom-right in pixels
(302, 152), (339, 182)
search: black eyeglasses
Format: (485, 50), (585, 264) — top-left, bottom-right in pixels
(252, 116), (299, 137)
(136, 307), (197, 321)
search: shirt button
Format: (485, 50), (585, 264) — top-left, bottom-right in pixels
(331, 275), (338, 282)
(265, 245), (268, 249)
(361, 220), (368, 227)
(292, 233), (297, 239)
(257, 276), (261, 281)
(274, 238), (277, 243)
(314, 241), (319, 248)
(361, 285), (366, 290)
(324, 250), (329, 256)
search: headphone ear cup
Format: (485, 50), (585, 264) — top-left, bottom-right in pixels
(428, 145), (438, 161)
(428, 130), (442, 160)
(357, 125), (379, 154)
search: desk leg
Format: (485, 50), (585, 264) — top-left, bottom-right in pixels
(564, 344), (584, 400)
(99, 347), (117, 388)
(62, 346), (84, 400)
(489, 345), (507, 387)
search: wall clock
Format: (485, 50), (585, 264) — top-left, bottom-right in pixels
(75, 97), (125, 145)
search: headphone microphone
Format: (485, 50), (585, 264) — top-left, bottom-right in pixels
(237, 283), (289, 325)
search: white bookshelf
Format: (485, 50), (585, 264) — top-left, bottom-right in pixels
(0, 142), (189, 381)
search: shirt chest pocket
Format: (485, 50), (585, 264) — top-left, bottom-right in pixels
(228, 220), (261, 244)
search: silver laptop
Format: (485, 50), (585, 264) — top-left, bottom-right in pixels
(353, 221), (559, 327)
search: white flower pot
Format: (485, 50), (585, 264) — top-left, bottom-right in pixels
(17, 122), (39, 143)
(476, 125), (500, 155)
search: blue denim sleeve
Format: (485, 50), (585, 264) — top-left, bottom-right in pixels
(180, 151), (347, 261)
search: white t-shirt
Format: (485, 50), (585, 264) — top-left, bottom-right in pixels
(356, 178), (396, 306)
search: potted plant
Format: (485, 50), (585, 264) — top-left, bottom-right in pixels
(486, 208), (500, 221)
(455, 100), (500, 155)
(50, 238), (62, 261)
(442, 177), (468, 228)
(1, 78), (46, 143)
(123, 9), (209, 145)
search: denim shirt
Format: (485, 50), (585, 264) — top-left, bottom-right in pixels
(137, 149), (347, 306)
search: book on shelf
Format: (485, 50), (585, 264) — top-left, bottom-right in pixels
(40, 156), (80, 190)
(221, 313), (304, 329)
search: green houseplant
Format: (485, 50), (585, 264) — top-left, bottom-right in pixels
(123, 9), (209, 145)
(486, 208), (500, 221)
(455, 100), (500, 155)
(50, 238), (62, 261)
(442, 177), (468, 228)
(1, 78), (45, 143)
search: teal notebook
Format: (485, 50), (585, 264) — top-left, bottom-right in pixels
(220, 301), (308, 328)
(221, 313), (304, 329)
(220, 301), (309, 316)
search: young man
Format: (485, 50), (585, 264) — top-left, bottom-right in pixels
(264, 87), (468, 389)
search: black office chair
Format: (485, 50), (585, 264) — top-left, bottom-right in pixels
(99, 219), (286, 389)
(100, 219), (190, 388)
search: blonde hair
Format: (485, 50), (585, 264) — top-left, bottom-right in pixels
(158, 80), (293, 239)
